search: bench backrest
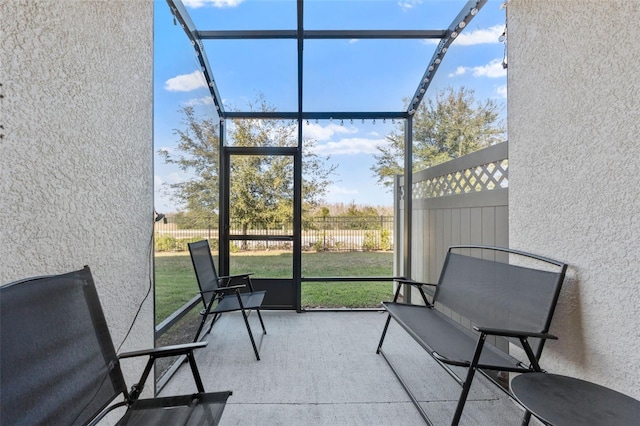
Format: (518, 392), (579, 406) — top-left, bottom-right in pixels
(0, 266), (127, 425)
(433, 246), (567, 358)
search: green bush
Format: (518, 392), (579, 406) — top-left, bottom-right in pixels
(154, 235), (209, 252)
(175, 237), (206, 252)
(155, 235), (177, 252)
(313, 237), (325, 252)
(362, 230), (378, 251)
(380, 228), (391, 251)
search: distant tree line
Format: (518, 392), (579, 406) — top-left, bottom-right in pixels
(166, 202), (392, 231)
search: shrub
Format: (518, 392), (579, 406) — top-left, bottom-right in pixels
(154, 235), (208, 252)
(380, 228), (391, 251)
(362, 230), (378, 251)
(155, 235), (178, 252)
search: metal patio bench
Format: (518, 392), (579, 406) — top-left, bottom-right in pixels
(0, 266), (232, 426)
(376, 245), (568, 425)
(188, 239), (267, 360)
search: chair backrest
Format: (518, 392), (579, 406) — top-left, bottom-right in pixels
(433, 246), (567, 358)
(188, 240), (220, 307)
(0, 266), (128, 426)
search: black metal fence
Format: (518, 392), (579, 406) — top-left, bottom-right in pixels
(154, 216), (394, 252)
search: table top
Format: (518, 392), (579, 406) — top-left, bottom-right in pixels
(511, 373), (640, 426)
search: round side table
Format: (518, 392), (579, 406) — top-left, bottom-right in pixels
(511, 373), (640, 426)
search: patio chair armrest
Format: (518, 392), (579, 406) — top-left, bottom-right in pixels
(199, 285), (246, 296)
(388, 277), (436, 304)
(118, 341), (208, 360)
(218, 273), (256, 290)
(394, 277), (437, 288)
(118, 342), (209, 401)
(214, 284), (247, 293)
(218, 273), (254, 280)
(473, 325), (558, 340)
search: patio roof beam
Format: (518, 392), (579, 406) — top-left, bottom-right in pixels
(407, 0), (488, 115)
(297, 0), (304, 122)
(223, 111), (408, 120)
(167, 0), (226, 118)
(294, 0), (304, 312)
(306, 30), (446, 39)
(196, 30), (447, 40)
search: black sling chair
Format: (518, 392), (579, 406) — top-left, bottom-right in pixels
(188, 239), (267, 360)
(0, 266), (231, 425)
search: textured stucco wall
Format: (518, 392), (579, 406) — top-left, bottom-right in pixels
(1, 0), (154, 398)
(508, 0), (640, 398)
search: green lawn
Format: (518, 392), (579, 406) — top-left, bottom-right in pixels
(154, 251), (394, 324)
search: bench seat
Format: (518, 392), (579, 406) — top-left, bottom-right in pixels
(384, 302), (522, 370)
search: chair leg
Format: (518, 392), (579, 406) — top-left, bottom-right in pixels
(451, 333), (487, 426)
(520, 410), (532, 426)
(256, 309), (267, 335)
(206, 313), (220, 336)
(193, 314), (209, 343)
(376, 314), (392, 354)
(186, 351), (205, 393)
(241, 309), (261, 360)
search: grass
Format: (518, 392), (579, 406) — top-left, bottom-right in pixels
(154, 253), (202, 324)
(154, 251), (394, 325)
(301, 251), (394, 308)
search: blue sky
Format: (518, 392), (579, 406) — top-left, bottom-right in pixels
(154, 0), (508, 213)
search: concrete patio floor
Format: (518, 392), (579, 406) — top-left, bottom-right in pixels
(158, 310), (537, 425)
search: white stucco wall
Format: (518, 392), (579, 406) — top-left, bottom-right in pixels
(508, 0), (640, 398)
(1, 0), (154, 399)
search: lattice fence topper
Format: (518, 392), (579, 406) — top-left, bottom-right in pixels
(413, 159), (509, 199)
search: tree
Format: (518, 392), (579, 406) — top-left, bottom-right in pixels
(371, 86), (506, 188)
(159, 106), (220, 218)
(341, 202), (382, 230)
(159, 96), (335, 236)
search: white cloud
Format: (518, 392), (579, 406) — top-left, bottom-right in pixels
(398, 0), (423, 12)
(185, 96), (214, 106)
(327, 185), (358, 196)
(183, 0), (244, 8)
(455, 25), (505, 46)
(424, 25), (505, 46)
(471, 58), (507, 78)
(155, 172), (190, 186)
(497, 84), (507, 98)
(304, 123), (358, 141)
(168, 172), (189, 184)
(448, 58), (506, 79)
(312, 137), (389, 156)
(164, 70), (207, 92)
(448, 66), (467, 77)
(154, 175), (164, 188)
